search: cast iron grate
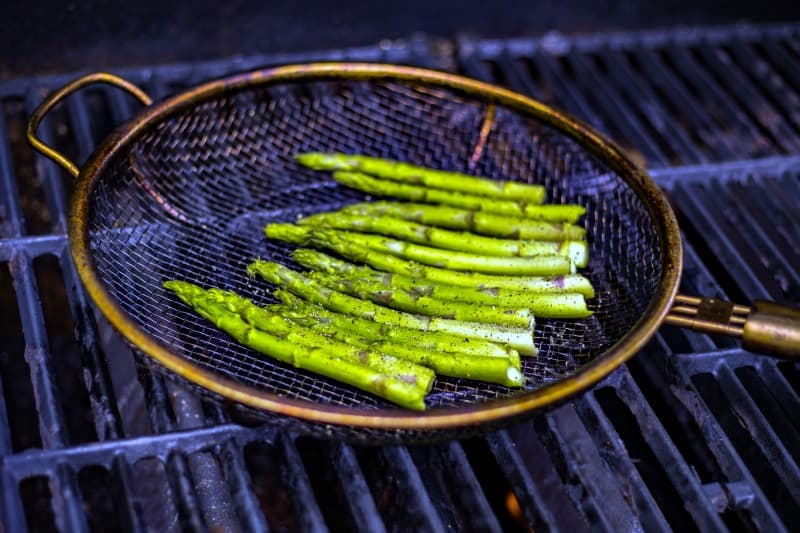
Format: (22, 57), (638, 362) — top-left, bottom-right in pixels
(1, 22), (799, 532)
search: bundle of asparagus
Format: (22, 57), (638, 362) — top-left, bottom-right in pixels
(166, 153), (595, 410)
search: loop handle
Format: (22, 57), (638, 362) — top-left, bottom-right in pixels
(26, 72), (152, 178)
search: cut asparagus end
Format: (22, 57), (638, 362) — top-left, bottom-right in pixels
(566, 241), (589, 268)
(505, 366), (525, 387)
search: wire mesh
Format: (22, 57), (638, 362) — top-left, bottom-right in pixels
(87, 78), (663, 410)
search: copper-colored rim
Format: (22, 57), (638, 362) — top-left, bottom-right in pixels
(68, 63), (683, 430)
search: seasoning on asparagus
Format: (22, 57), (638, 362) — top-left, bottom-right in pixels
(293, 249), (592, 318)
(341, 202), (586, 240)
(332, 171), (586, 222)
(266, 224), (574, 275)
(298, 212), (588, 267)
(247, 260), (538, 355)
(283, 233), (594, 296)
(295, 152), (547, 203)
(201, 287), (435, 391)
(266, 304), (523, 386)
(308, 271), (534, 327)
(164, 280), (429, 410)
(272, 290), (519, 361)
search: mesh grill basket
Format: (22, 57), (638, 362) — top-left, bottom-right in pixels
(86, 76), (664, 413)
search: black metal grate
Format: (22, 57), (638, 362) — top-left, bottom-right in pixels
(1, 23), (799, 532)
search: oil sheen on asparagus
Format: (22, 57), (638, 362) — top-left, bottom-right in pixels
(167, 154), (595, 410)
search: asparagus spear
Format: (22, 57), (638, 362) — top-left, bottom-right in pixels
(278, 310), (524, 386)
(298, 212), (588, 267)
(333, 171), (585, 222)
(295, 152), (546, 203)
(342, 202), (586, 240)
(293, 249), (592, 318)
(266, 224), (573, 276)
(247, 260), (537, 355)
(284, 234), (595, 296)
(307, 271), (534, 328)
(201, 287), (435, 391)
(271, 289), (519, 361)
(164, 280), (429, 410)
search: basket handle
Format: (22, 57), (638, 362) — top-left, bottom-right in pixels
(27, 72), (152, 178)
(665, 294), (800, 359)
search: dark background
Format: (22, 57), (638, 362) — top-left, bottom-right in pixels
(1, 0), (799, 78)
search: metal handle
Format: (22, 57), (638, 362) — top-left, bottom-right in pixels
(26, 72), (152, 178)
(665, 294), (800, 359)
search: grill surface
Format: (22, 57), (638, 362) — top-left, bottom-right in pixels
(1, 22), (800, 532)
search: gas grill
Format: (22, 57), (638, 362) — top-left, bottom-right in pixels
(1, 22), (800, 532)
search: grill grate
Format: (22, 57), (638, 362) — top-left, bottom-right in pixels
(1, 23), (800, 532)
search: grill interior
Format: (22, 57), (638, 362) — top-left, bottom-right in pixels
(1, 23), (799, 531)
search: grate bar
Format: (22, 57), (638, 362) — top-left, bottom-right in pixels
(10, 253), (68, 449)
(694, 46), (800, 153)
(51, 463), (90, 533)
(540, 403), (632, 532)
(25, 91), (69, 231)
(665, 46), (772, 156)
(3, 424), (255, 478)
(441, 441), (503, 533)
(727, 41), (800, 132)
(165, 452), (208, 531)
(381, 445), (446, 533)
(0, 111), (24, 237)
(529, 54), (612, 134)
(714, 364), (800, 503)
(485, 429), (563, 531)
(494, 50), (547, 102)
(330, 442), (386, 533)
(218, 440), (270, 533)
(573, 393), (671, 533)
(648, 336), (788, 531)
(65, 93), (97, 164)
(614, 370), (728, 531)
(280, 435), (328, 532)
(0, 233), (65, 260)
(756, 361), (800, 420)
(759, 38), (800, 94)
(0, 468), (27, 533)
(600, 50), (707, 163)
(566, 53), (670, 164)
(727, 178), (800, 288)
(109, 456), (148, 533)
(632, 48), (739, 160)
(672, 181), (779, 300)
(714, 180), (800, 294)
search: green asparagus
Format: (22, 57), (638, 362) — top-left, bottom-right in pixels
(164, 280), (429, 410)
(201, 287), (435, 391)
(298, 212), (588, 267)
(247, 260), (538, 355)
(295, 152), (546, 203)
(342, 202), (586, 240)
(268, 306), (523, 386)
(284, 235), (594, 296)
(293, 249), (592, 318)
(271, 289), (519, 361)
(333, 171), (586, 222)
(265, 224), (574, 275)
(307, 271), (534, 327)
